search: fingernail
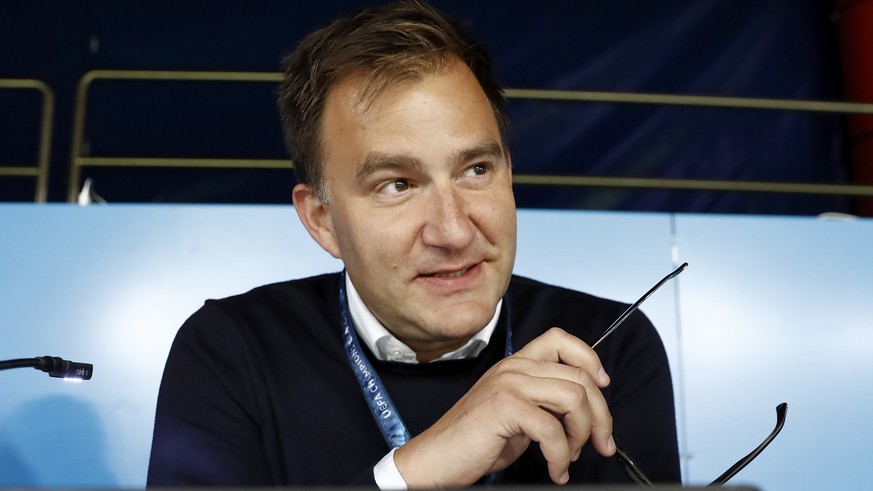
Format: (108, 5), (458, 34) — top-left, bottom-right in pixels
(572, 447), (582, 462)
(608, 435), (616, 453)
(559, 471), (569, 484)
(598, 367), (610, 385)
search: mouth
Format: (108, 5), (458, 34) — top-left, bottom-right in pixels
(420, 263), (479, 279)
(422, 266), (471, 278)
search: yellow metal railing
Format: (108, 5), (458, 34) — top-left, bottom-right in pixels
(0, 79), (54, 202)
(67, 70), (289, 202)
(506, 88), (873, 197)
(67, 69), (873, 202)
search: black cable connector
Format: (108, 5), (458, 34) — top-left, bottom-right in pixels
(0, 356), (93, 380)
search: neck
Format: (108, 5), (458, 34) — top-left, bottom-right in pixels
(343, 274), (498, 364)
(401, 336), (471, 363)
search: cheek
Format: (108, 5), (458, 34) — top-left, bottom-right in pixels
(324, 206), (365, 260)
(336, 205), (419, 261)
(477, 191), (517, 236)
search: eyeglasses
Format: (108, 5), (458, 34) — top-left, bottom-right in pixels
(595, 262), (787, 486)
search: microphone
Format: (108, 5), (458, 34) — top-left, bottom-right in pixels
(0, 356), (93, 380)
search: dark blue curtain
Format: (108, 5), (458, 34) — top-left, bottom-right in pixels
(0, 0), (849, 214)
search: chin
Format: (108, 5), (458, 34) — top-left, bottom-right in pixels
(428, 305), (496, 339)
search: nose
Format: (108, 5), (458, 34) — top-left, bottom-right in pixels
(421, 185), (476, 251)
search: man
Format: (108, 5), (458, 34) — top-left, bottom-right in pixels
(147, 1), (679, 487)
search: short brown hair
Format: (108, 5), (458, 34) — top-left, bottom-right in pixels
(277, 1), (508, 200)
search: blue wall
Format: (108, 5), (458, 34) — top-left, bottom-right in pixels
(1, 204), (872, 490)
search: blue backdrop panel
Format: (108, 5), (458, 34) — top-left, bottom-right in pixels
(0, 204), (341, 486)
(676, 214), (873, 489)
(0, 205), (677, 487)
(2, 204), (873, 491)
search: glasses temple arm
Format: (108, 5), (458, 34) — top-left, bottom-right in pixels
(592, 262), (687, 350)
(709, 402), (788, 486)
(614, 438), (654, 486)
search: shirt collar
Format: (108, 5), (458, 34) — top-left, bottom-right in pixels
(345, 273), (501, 364)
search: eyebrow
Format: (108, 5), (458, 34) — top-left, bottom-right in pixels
(456, 141), (505, 166)
(353, 141), (505, 187)
(353, 154), (422, 187)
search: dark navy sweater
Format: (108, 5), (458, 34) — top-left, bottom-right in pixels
(147, 273), (680, 486)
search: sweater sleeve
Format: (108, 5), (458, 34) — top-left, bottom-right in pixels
(147, 294), (386, 487)
(602, 309), (681, 483)
(147, 303), (274, 486)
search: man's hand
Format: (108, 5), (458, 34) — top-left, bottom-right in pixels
(393, 327), (616, 488)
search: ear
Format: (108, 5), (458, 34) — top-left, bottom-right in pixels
(292, 183), (342, 259)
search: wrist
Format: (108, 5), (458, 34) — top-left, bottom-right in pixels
(374, 447), (408, 490)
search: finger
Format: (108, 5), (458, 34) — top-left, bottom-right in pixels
(514, 327), (610, 387)
(492, 357), (613, 441)
(531, 378), (592, 465)
(490, 363), (613, 461)
(503, 397), (573, 484)
(519, 372), (614, 460)
(508, 388), (612, 484)
(542, 365), (613, 458)
(515, 331), (615, 457)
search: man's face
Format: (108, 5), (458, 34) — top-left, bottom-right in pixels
(295, 59), (516, 361)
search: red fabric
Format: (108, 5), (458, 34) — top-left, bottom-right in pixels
(836, 0), (873, 214)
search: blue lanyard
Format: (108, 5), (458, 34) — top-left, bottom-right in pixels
(339, 272), (513, 450)
(340, 282), (411, 448)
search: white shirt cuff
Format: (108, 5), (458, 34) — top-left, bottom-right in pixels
(374, 447), (408, 490)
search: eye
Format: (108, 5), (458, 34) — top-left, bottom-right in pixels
(377, 179), (410, 195)
(463, 162), (490, 177)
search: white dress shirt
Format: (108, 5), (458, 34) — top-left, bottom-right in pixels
(344, 274), (502, 489)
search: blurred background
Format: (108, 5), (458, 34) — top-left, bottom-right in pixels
(4, 2), (873, 489)
(3, 0), (872, 215)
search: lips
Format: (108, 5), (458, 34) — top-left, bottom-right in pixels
(423, 266), (471, 278)
(418, 261), (482, 279)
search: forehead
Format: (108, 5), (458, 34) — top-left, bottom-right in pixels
(320, 60), (500, 157)
(341, 56), (449, 115)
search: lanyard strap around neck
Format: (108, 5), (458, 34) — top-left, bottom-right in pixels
(338, 272), (513, 450)
(340, 278), (411, 448)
